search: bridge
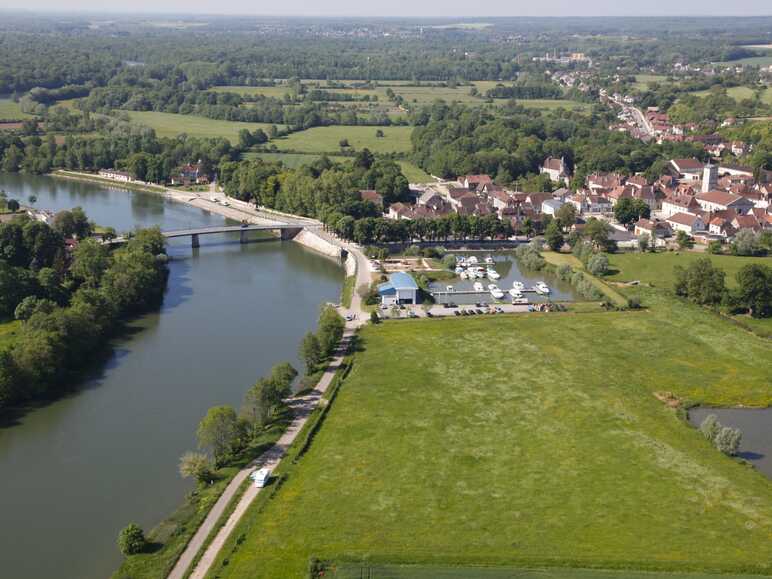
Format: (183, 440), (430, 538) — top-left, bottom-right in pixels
(112, 223), (305, 247)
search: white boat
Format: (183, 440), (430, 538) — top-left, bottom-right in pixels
(473, 282), (484, 292)
(486, 268), (500, 280)
(455, 266), (465, 274)
(535, 282), (550, 295)
(488, 284), (504, 299)
(467, 255), (478, 264)
(484, 255), (494, 264)
(508, 288), (522, 298)
(512, 297), (529, 305)
(446, 285), (455, 292)
(512, 281), (525, 291)
(459, 271), (469, 279)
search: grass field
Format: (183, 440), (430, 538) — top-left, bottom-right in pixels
(716, 55), (772, 67)
(0, 320), (20, 350)
(691, 86), (758, 101)
(605, 251), (772, 289)
(125, 111), (276, 142)
(331, 563), (771, 579)
(210, 293), (772, 579)
(271, 125), (414, 154)
(398, 160), (432, 182)
(0, 98), (33, 120)
(210, 85), (293, 98)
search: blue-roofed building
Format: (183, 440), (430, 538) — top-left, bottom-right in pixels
(377, 272), (419, 306)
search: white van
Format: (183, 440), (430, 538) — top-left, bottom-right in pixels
(250, 467), (271, 488)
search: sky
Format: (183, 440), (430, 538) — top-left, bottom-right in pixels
(1, 0), (771, 17)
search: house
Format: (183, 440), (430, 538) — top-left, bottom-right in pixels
(634, 218), (672, 241)
(541, 198), (564, 216)
(732, 214), (763, 234)
(540, 157), (570, 185)
(359, 190), (383, 208)
(587, 172), (625, 193)
(461, 174), (493, 191)
(718, 163), (754, 178)
(377, 272), (418, 306)
(387, 202), (414, 220)
(669, 158), (704, 181)
(666, 212), (705, 234)
(568, 193), (613, 215)
(171, 163), (209, 186)
(708, 216), (735, 238)
(98, 168), (132, 182)
(661, 194), (700, 218)
(417, 189), (451, 214)
(695, 190), (754, 215)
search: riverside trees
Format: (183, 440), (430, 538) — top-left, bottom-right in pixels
(0, 219), (168, 409)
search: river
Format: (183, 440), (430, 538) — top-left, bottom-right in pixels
(0, 173), (345, 579)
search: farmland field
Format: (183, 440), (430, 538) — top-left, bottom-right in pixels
(209, 294), (772, 579)
(124, 111), (276, 141)
(716, 55), (772, 67)
(691, 86), (757, 101)
(210, 85), (293, 98)
(632, 74), (669, 90)
(605, 251), (772, 289)
(271, 125), (414, 154)
(0, 98), (33, 120)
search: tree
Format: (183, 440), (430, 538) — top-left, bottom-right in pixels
(370, 310), (379, 324)
(673, 257), (726, 306)
(734, 264), (772, 318)
(317, 306), (345, 357)
(675, 230), (694, 250)
(700, 414), (720, 440)
(375, 129), (384, 138)
(6, 199), (20, 212)
(339, 138), (350, 149)
(300, 332), (322, 374)
(179, 451), (212, 483)
(197, 405), (239, 466)
(584, 218), (611, 250)
(14, 296), (56, 321)
(707, 240), (723, 254)
(613, 197), (650, 227)
(544, 220), (564, 251)
(117, 523), (147, 556)
(714, 426), (742, 456)
(70, 238), (110, 288)
(270, 362), (297, 399)
(731, 229), (764, 256)
(587, 253), (609, 276)
(555, 203), (577, 230)
(637, 232), (650, 252)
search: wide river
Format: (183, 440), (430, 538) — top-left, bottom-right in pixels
(0, 174), (344, 579)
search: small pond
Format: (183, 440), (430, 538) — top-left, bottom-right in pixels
(428, 252), (579, 305)
(688, 407), (772, 479)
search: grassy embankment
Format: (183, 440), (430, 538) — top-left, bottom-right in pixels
(206, 284), (772, 578)
(112, 417), (291, 579)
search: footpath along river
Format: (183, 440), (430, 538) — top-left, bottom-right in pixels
(0, 173), (344, 579)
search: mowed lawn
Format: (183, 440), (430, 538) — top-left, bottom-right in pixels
(210, 297), (772, 579)
(605, 252), (772, 289)
(271, 125), (414, 154)
(125, 111), (276, 142)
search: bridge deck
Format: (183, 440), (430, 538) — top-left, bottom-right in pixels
(162, 224), (297, 238)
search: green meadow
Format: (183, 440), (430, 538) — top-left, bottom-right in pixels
(125, 111), (276, 142)
(208, 292), (772, 578)
(271, 125), (414, 155)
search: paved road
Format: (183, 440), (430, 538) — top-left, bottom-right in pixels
(169, 329), (356, 579)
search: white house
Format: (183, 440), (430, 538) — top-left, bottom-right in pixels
(540, 157), (570, 186)
(661, 195), (700, 218)
(377, 272), (418, 306)
(98, 168), (132, 182)
(666, 212), (705, 234)
(541, 198), (564, 216)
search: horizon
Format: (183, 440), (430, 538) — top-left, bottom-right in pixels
(2, 3), (772, 18)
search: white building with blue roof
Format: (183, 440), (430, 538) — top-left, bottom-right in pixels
(377, 272), (418, 306)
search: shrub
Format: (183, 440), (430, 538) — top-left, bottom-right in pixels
(117, 523), (147, 556)
(556, 264), (573, 281)
(714, 426), (742, 456)
(700, 414), (720, 440)
(587, 253), (609, 276)
(707, 240), (723, 255)
(514, 242), (545, 271)
(179, 451), (213, 483)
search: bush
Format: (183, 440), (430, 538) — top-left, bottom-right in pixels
(117, 523), (147, 555)
(707, 240), (723, 255)
(700, 414), (742, 456)
(587, 253), (609, 276)
(556, 264), (573, 281)
(514, 242), (545, 271)
(441, 254), (457, 270)
(627, 295), (642, 309)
